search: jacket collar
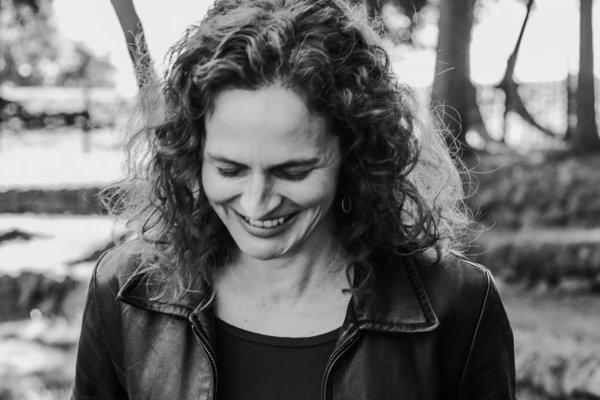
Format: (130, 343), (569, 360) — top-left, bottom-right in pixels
(350, 255), (439, 333)
(117, 254), (439, 334)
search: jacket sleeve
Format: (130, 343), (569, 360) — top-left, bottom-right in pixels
(457, 269), (516, 400)
(72, 253), (128, 399)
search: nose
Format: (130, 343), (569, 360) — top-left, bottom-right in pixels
(239, 172), (281, 219)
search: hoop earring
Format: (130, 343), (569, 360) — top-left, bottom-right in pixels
(341, 196), (352, 214)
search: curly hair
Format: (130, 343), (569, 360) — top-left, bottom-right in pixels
(104, 0), (471, 301)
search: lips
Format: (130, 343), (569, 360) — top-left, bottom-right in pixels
(242, 214), (294, 228)
(234, 210), (299, 237)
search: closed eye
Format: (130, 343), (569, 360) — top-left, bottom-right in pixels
(217, 166), (245, 177)
(207, 153), (319, 181)
(274, 168), (312, 181)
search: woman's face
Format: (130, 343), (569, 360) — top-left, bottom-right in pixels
(202, 85), (341, 261)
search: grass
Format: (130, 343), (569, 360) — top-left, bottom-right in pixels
(499, 282), (600, 398)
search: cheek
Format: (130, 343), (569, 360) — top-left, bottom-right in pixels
(286, 173), (339, 209)
(201, 167), (238, 204)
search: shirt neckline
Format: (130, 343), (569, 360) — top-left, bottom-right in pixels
(215, 317), (341, 348)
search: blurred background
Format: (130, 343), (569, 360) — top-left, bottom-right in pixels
(0, 0), (599, 399)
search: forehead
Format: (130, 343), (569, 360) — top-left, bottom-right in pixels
(204, 85), (337, 160)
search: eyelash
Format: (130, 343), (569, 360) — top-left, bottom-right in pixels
(216, 168), (243, 178)
(216, 168), (310, 181)
(277, 170), (310, 181)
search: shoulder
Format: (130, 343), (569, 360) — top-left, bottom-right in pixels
(414, 253), (513, 378)
(92, 239), (207, 316)
(415, 252), (497, 329)
(78, 240), (146, 352)
(417, 251), (491, 301)
(91, 239), (146, 299)
(415, 254), (516, 395)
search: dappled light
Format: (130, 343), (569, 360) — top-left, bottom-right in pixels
(1, 0), (600, 399)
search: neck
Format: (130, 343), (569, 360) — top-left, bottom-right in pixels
(213, 224), (354, 336)
(217, 233), (350, 306)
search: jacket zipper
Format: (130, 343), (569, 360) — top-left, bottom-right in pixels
(191, 323), (218, 400)
(319, 332), (359, 400)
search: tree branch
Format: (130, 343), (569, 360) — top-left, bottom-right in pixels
(109, 0), (157, 89)
(495, 0), (559, 139)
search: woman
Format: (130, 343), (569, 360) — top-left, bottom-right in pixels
(72, 0), (515, 399)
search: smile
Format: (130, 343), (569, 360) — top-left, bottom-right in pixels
(234, 210), (299, 236)
(242, 214), (292, 228)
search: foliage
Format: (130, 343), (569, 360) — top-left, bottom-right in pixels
(0, 0), (58, 86)
(470, 154), (600, 229)
(470, 153), (600, 285)
(504, 285), (600, 399)
(54, 44), (115, 88)
(0, 0), (114, 87)
(348, 0), (428, 44)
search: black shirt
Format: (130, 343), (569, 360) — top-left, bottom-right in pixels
(215, 318), (340, 400)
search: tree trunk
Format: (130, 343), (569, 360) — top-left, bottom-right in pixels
(431, 0), (485, 156)
(573, 0), (600, 152)
(565, 72), (576, 141)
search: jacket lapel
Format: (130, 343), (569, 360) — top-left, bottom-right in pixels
(351, 255), (439, 333)
(117, 269), (206, 319)
(117, 254), (439, 335)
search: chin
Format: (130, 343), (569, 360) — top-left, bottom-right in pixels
(236, 241), (290, 260)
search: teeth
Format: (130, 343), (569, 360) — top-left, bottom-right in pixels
(243, 215), (290, 228)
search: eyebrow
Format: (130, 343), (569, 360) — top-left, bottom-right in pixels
(205, 154), (320, 169)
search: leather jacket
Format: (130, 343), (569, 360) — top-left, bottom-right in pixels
(72, 241), (516, 399)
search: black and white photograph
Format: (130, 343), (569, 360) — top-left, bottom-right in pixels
(0, 0), (598, 399)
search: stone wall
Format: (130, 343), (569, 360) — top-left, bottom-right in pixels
(0, 188), (103, 214)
